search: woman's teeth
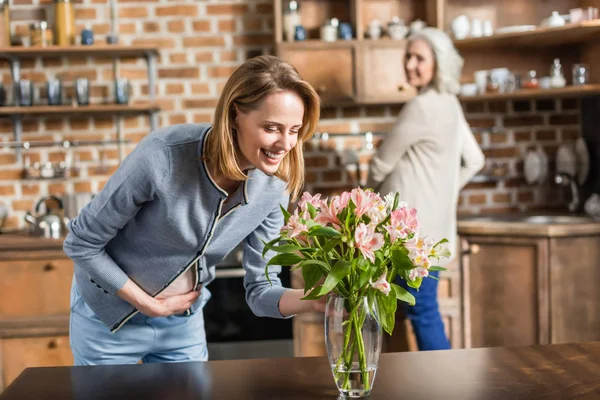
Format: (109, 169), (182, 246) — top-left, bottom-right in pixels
(262, 149), (284, 159)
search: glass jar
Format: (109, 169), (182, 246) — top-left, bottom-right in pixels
(572, 64), (589, 86)
(0, 0), (10, 47)
(54, 0), (75, 46)
(522, 70), (540, 89)
(30, 21), (53, 47)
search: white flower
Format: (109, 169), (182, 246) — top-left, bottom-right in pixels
(370, 272), (391, 295)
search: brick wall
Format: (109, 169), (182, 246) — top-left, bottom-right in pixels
(0, 0), (577, 229)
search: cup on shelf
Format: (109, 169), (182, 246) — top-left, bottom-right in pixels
(114, 78), (130, 105)
(75, 78), (90, 106)
(473, 70), (488, 94)
(46, 79), (63, 106)
(470, 18), (483, 37)
(584, 7), (599, 20)
(17, 79), (33, 106)
(572, 64), (589, 86)
(570, 8), (585, 24)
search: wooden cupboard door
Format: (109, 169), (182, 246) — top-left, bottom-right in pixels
(278, 47), (356, 103)
(460, 236), (549, 348)
(0, 259), (74, 318)
(293, 314), (326, 357)
(549, 237), (600, 343)
(358, 42), (416, 103)
(1, 336), (73, 389)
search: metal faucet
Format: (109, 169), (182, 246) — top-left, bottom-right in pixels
(554, 172), (580, 212)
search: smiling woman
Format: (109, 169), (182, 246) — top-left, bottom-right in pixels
(63, 55), (323, 366)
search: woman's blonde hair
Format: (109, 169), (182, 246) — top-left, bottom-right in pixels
(207, 55), (320, 200)
(408, 27), (464, 95)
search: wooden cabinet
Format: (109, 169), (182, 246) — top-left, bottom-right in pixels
(1, 335), (73, 387)
(459, 232), (600, 349)
(278, 44), (357, 103)
(357, 41), (416, 104)
(0, 259), (73, 318)
(0, 235), (73, 391)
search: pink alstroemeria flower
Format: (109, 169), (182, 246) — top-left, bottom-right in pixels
(355, 223), (384, 263)
(315, 200), (342, 229)
(385, 207), (420, 243)
(350, 188), (378, 219)
(366, 197), (387, 225)
(334, 191), (351, 211)
(298, 192), (322, 212)
(280, 210), (308, 240)
(370, 271), (391, 295)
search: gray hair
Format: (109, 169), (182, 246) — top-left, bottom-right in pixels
(408, 27), (463, 95)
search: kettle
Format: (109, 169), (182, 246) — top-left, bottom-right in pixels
(24, 195), (69, 239)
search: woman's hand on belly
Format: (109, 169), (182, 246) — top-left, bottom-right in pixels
(117, 278), (201, 317)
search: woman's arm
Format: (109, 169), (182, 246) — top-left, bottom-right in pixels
(457, 111), (485, 188)
(64, 135), (190, 314)
(367, 100), (429, 188)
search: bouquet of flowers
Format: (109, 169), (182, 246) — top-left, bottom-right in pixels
(264, 188), (450, 396)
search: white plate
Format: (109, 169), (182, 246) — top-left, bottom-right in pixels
(556, 144), (577, 177)
(495, 25), (537, 34)
(575, 137), (590, 185)
(536, 146), (549, 185)
(524, 149), (542, 184)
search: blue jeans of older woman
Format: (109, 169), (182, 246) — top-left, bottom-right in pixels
(397, 270), (451, 351)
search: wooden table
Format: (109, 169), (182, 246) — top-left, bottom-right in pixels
(1, 342), (598, 399)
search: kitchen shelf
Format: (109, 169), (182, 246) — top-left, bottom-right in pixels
(0, 45), (159, 59)
(454, 20), (600, 50)
(459, 85), (600, 102)
(276, 39), (359, 50)
(0, 103), (160, 117)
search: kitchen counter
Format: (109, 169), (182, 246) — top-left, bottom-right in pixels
(0, 233), (65, 261)
(1, 341), (598, 399)
(458, 213), (600, 237)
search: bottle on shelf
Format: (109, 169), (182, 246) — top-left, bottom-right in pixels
(550, 58), (566, 88)
(0, 0), (11, 47)
(283, 1), (300, 42)
(54, 0), (75, 46)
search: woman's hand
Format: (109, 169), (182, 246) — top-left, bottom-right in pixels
(117, 278), (201, 317)
(138, 290), (201, 317)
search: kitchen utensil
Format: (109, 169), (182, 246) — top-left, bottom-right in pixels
(470, 18), (483, 37)
(556, 143), (577, 177)
(570, 8), (584, 23)
(367, 19), (382, 39)
(81, 28), (94, 45)
(474, 70), (488, 94)
(460, 83), (478, 97)
(47, 79), (62, 105)
(321, 18), (339, 42)
(451, 15), (470, 39)
(572, 64), (589, 85)
(23, 195), (69, 239)
(17, 79), (33, 106)
(114, 78), (130, 104)
(338, 22), (352, 40)
(75, 77), (89, 105)
(547, 11), (566, 27)
(483, 20), (493, 36)
(524, 146), (548, 185)
(574, 137), (590, 185)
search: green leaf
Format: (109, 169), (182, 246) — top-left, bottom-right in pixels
(391, 249), (414, 270)
(317, 260), (351, 296)
(261, 237), (282, 258)
(323, 238), (342, 254)
(302, 265), (323, 293)
(428, 266), (447, 272)
(375, 289), (397, 335)
(357, 257), (370, 271)
(391, 283), (415, 306)
(299, 258), (330, 272)
(280, 204), (292, 225)
(306, 202), (318, 219)
(392, 192), (400, 211)
(301, 286), (324, 300)
(266, 253), (304, 267)
(308, 226), (343, 237)
(352, 268), (373, 292)
(270, 244), (303, 253)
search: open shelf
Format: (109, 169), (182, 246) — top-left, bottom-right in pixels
(0, 103), (161, 116)
(459, 85), (600, 102)
(276, 39), (359, 50)
(0, 45), (159, 59)
(454, 20), (600, 50)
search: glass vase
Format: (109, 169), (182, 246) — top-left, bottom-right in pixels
(325, 293), (382, 398)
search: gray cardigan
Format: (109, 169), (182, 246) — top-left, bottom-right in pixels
(64, 123), (291, 332)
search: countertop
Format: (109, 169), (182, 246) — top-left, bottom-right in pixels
(458, 213), (600, 237)
(1, 342), (598, 400)
(0, 232), (66, 260)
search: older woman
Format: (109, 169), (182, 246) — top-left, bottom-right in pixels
(367, 27), (485, 350)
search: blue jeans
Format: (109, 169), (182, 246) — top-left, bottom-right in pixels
(397, 270), (450, 351)
(69, 282), (209, 365)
